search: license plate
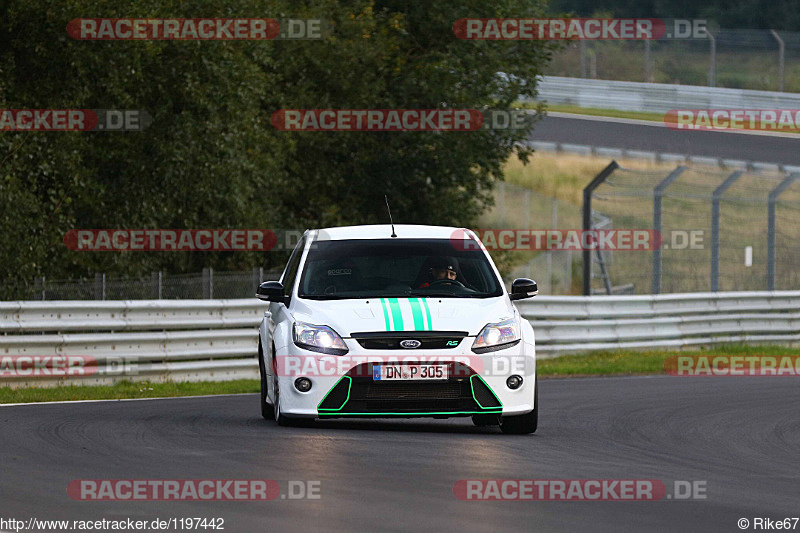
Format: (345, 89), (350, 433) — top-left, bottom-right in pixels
(373, 364), (449, 381)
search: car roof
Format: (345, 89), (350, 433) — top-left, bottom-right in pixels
(312, 224), (474, 241)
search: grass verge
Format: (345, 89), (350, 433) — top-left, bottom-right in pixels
(521, 102), (800, 135)
(0, 379), (259, 404)
(517, 100), (665, 122)
(543, 103), (665, 123)
(538, 344), (799, 378)
(1, 345), (796, 404)
(502, 150), (674, 206)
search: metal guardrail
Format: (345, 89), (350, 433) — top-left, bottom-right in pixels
(0, 300), (264, 388)
(518, 291), (800, 353)
(1, 293), (798, 387)
(524, 140), (800, 175)
(534, 76), (800, 114)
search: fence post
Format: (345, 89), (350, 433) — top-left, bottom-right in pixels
(94, 273), (105, 300)
(547, 197), (557, 293)
(770, 30), (785, 92)
(253, 267), (263, 295)
(711, 171), (743, 291)
(767, 173), (798, 290)
(583, 161), (619, 295)
(151, 271), (162, 299)
(579, 41), (588, 78)
(524, 189), (530, 230)
(203, 268), (213, 299)
(708, 31), (716, 87)
(40, 276), (46, 300)
(652, 166), (687, 294)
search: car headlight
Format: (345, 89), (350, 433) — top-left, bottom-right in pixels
(472, 318), (520, 353)
(293, 322), (349, 355)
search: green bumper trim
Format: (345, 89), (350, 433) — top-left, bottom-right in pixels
(470, 375), (503, 409)
(317, 376), (352, 412)
(318, 409), (502, 417)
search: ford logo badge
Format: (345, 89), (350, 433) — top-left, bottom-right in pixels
(399, 339), (421, 349)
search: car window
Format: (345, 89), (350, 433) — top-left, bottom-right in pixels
(298, 238), (503, 300)
(280, 236), (306, 298)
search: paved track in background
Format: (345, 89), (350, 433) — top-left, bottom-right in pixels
(534, 114), (800, 166)
(1, 376), (798, 533)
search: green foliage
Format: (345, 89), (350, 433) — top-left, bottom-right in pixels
(0, 0), (556, 299)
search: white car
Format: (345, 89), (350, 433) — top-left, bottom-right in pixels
(256, 224), (539, 434)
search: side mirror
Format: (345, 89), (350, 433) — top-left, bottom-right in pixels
(509, 278), (538, 301)
(256, 281), (287, 303)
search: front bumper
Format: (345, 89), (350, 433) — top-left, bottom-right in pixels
(273, 338), (536, 418)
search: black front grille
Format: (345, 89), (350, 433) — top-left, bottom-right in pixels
(317, 362), (502, 416)
(352, 331), (468, 350)
(364, 381), (462, 400)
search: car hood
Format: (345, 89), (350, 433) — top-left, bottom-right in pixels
(290, 296), (516, 337)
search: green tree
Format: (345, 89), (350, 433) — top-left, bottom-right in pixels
(0, 0), (556, 299)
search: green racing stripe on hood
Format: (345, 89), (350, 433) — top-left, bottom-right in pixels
(387, 297), (404, 331)
(380, 298), (391, 331)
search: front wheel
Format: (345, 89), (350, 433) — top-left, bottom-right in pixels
(273, 365), (290, 426)
(273, 367), (310, 427)
(258, 344), (274, 420)
(500, 376), (538, 434)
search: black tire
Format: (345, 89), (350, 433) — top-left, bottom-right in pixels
(472, 414), (500, 427)
(500, 376), (538, 435)
(272, 356), (289, 425)
(258, 343), (274, 420)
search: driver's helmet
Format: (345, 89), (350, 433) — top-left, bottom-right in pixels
(429, 256), (458, 280)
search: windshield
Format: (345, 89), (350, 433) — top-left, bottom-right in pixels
(298, 238), (503, 300)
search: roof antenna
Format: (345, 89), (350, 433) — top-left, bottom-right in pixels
(385, 195), (397, 238)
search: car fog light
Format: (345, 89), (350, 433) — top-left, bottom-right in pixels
(294, 377), (312, 392)
(506, 375), (523, 390)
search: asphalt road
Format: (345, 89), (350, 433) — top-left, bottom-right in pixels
(1, 376), (798, 533)
(534, 114), (800, 166)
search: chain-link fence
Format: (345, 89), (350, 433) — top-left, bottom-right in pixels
(585, 163), (800, 295)
(480, 182), (581, 295)
(27, 268), (284, 301)
(23, 165), (800, 300)
(547, 29), (800, 92)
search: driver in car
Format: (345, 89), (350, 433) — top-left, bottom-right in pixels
(417, 256), (459, 288)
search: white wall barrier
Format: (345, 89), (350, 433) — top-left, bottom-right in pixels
(1, 292), (798, 387)
(534, 76), (800, 114)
